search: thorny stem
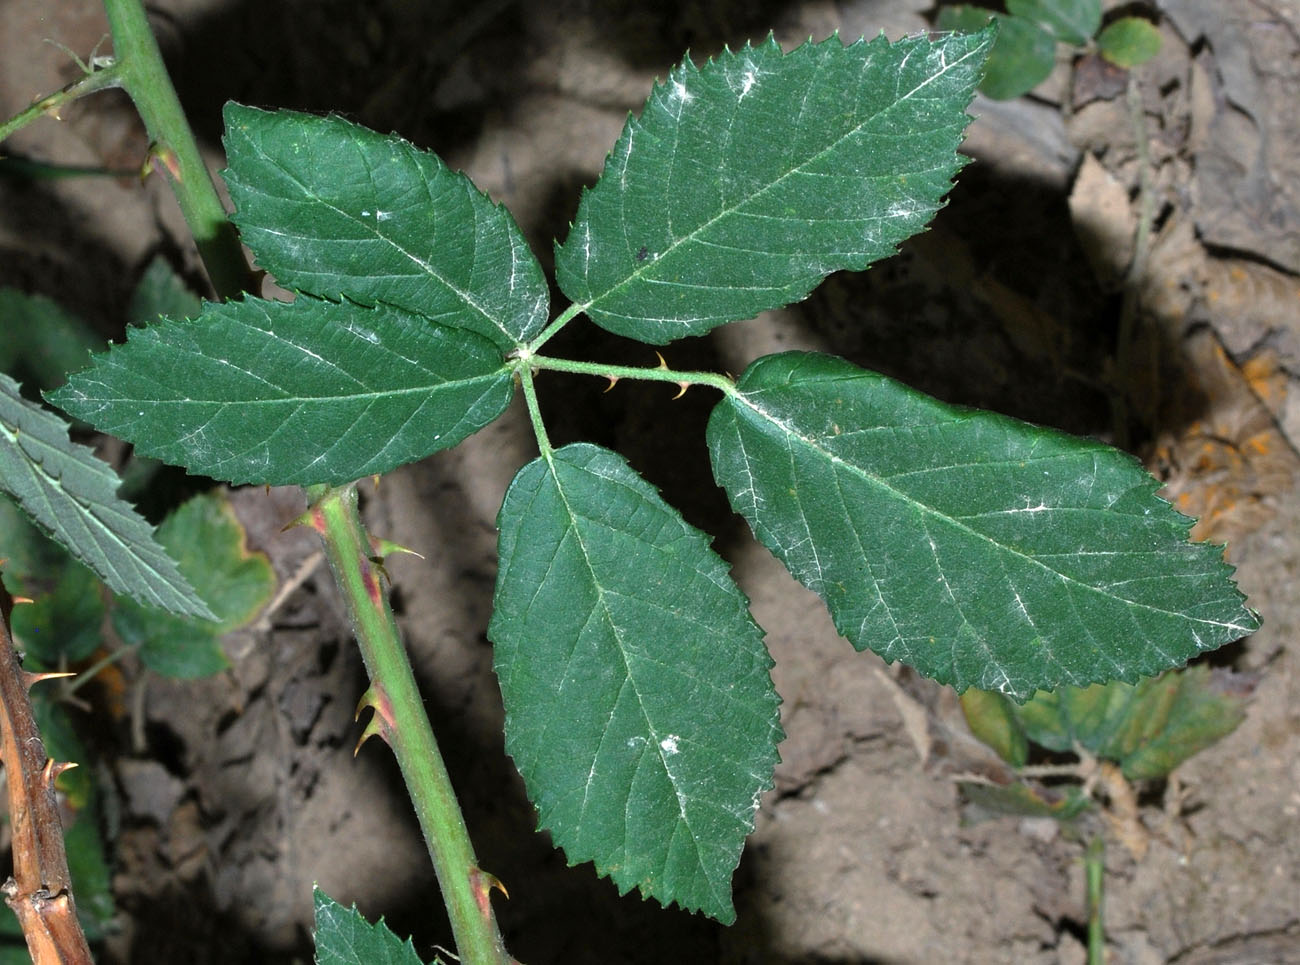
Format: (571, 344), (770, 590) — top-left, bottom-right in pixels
(525, 352), (737, 395)
(0, 575), (94, 964)
(100, 0), (255, 299)
(307, 486), (512, 965)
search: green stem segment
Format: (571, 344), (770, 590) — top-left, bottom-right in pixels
(308, 484), (512, 965)
(528, 352), (736, 395)
(0, 62), (123, 143)
(1085, 835), (1105, 965)
(101, 0), (256, 299)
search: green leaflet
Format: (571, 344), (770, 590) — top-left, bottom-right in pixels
(937, 8), (1056, 100)
(0, 373), (213, 619)
(113, 491), (277, 678)
(555, 30), (992, 344)
(490, 443), (782, 923)
(707, 352), (1258, 701)
(0, 289), (102, 391)
(313, 889), (431, 965)
(1005, 0), (1100, 46)
(1097, 18), (1162, 69)
(50, 297), (512, 486)
(223, 104), (548, 353)
(1000, 665), (1252, 780)
(128, 255), (202, 326)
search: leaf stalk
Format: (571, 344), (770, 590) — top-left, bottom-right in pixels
(527, 353), (736, 395)
(0, 60), (123, 144)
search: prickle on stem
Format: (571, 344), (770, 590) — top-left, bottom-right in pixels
(654, 351), (690, 400)
(468, 866), (509, 921)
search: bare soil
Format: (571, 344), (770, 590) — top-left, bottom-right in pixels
(2, 0), (1298, 962)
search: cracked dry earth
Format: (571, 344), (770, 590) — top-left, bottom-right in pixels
(1, 0), (1299, 962)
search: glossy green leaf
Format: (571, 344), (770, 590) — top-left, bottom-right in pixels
(938, 8), (1056, 100)
(554, 31), (991, 344)
(313, 889), (431, 965)
(50, 297), (512, 486)
(490, 443), (782, 923)
(1006, 0), (1101, 46)
(1097, 17), (1162, 69)
(0, 373), (212, 618)
(987, 665), (1253, 780)
(0, 288), (102, 390)
(113, 490), (276, 678)
(223, 104), (548, 352)
(707, 352), (1258, 701)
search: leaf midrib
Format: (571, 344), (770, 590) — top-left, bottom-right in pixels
(541, 451), (716, 898)
(732, 392), (1253, 634)
(74, 369), (509, 409)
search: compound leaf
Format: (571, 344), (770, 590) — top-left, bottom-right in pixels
(1006, 0), (1100, 46)
(223, 104), (548, 352)
(0, 373), (212, 618)
(555, 30), (991, 344)
(707, 353), (1258, 701)
(50, 297), (512, 486)
(490, 443), (781, 923)
(313, 889), (430, 965)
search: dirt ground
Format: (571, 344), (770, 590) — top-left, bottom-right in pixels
(2, 0), (1299, 962)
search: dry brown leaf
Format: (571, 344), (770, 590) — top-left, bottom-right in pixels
(1069, 153), (1136, 292)
(1149, 329), (1299, 554)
